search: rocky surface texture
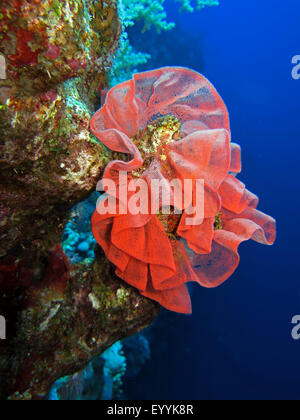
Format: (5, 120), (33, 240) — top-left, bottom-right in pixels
(0, 0), (159, 400)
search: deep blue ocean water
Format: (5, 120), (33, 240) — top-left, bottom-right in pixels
(124, 0), (300, 400)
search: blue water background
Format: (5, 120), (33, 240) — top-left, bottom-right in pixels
(124, 0), (300, 400)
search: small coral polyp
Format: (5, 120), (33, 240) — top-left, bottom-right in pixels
(91, 67), (276, 314)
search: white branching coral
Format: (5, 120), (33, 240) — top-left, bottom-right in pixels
(108, 32), (151, 87)
(109, 0), (219, 85)
(175, 0), (219, 13)
(118, 0), (175, 32)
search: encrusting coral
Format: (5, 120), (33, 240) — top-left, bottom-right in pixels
(1, 245), (159, 400)
(0, 0), (159, 400)
(91, 67), (276, 314)
(0, 0), (121, 262)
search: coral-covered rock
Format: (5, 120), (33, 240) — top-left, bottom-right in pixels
(0, 0), (122, 261)
(0, 0), (159, 400)
(0, 246), (159, 400)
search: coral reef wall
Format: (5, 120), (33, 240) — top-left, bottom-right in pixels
(0, 0), (121, 262)
(0, 0), (159, 400)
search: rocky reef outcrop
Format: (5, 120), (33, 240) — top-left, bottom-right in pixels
(0, 0), (159, 400)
